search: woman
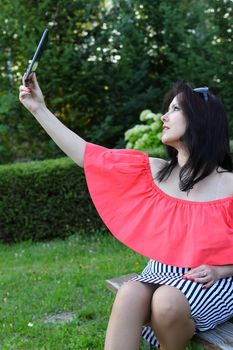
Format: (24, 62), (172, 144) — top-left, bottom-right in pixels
(19, 74), (233, 350)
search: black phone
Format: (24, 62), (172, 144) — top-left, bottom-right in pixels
(24, 28), (49, 83)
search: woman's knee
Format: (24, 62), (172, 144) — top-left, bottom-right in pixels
(114, 281), (153, 306)
(151, 286), (193, 328)
(112, 281), (156, 321)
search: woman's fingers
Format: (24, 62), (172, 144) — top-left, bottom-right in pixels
(19, 75), (45, 113)
(183, 268), (206, 279)
(190, 274), (211, 284)
(182, 265), (217, 288)
(22, 72), (36, 87)
(19, 85), (31, 99)
(32, 72), (39, 86)
(202, 280), (214, 289)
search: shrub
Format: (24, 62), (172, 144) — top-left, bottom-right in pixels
(0, 158), (104, 243)
(125, 109), (165, 158)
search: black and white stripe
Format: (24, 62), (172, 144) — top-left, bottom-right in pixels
(131, 260), (233, 348)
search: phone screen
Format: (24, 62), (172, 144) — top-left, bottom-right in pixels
(24, 29), (49, 82)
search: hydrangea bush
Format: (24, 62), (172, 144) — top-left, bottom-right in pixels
(125, 109), (165, 158)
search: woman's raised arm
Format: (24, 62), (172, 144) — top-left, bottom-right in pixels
(19, 73), (86, 167)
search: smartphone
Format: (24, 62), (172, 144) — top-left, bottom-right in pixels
(24, 28), (49, 83)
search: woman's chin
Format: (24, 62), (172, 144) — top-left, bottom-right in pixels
(161, 136), (177, 148)
(161, 136), (170, 145)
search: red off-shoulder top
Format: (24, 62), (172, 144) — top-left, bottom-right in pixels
(84, 142), (233, 268)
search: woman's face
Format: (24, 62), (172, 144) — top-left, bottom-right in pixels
(160, 95), (187, 148)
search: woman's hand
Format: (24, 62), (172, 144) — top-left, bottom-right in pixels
(19, 73), (46, 114)
(183, 264), (220, 288)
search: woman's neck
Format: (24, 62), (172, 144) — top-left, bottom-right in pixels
(176, 148), (189, 167)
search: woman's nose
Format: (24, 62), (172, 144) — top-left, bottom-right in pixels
(161, 113), (169, 122)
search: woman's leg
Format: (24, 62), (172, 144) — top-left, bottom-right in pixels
(151, 285), (196, 350)
(104, 281), (158, 350)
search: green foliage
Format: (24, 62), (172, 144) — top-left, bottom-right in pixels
(125, 109), (165, 157)
(0, 157), (103, 243)
(0, 92), (20, 163)
(0, 0), (232, 163)
(230, 140), (233, 154)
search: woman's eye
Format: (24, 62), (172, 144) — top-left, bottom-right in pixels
(168, 105), (181, 112)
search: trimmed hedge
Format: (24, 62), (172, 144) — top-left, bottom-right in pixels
(0, 157), (104, 243)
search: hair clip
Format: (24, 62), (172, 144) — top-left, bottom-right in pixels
(193, 87), (209, 101)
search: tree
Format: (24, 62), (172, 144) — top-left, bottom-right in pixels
(0, 0), (232, 164)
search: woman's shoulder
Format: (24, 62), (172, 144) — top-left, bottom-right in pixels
(224, 171), (233, 196)
(217, 170), (233, 197)
(149, 157), (168, 177)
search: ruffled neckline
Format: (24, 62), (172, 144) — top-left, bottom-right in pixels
(145, 155), (233, 206)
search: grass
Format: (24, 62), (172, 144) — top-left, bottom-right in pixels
(0, 232), (203, 350)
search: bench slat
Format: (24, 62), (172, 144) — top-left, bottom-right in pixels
(106, 274), (233, 350)
(194, 323), (233, 350)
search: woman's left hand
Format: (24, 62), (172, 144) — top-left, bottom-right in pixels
(183, 265), (220, 288)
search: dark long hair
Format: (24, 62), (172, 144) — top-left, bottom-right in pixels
(156, 81), (233, 192)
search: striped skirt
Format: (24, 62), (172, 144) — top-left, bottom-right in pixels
(131, 260), (233, 348)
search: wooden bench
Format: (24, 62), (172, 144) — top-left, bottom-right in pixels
(106, 273), (233, 350)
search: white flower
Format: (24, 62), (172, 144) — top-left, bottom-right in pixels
(28, 322), (34, 327)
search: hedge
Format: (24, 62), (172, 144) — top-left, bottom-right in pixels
(0, 157), (105, 243)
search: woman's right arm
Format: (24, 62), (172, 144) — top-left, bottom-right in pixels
(19, 73), (86, 167)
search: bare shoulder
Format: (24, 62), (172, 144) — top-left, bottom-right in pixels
(225, 172), (233, 196)
(218, 171), (233, 196)
(149, 157), (167, 177)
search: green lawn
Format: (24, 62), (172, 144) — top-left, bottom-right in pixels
(0, 233), (203, 350)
